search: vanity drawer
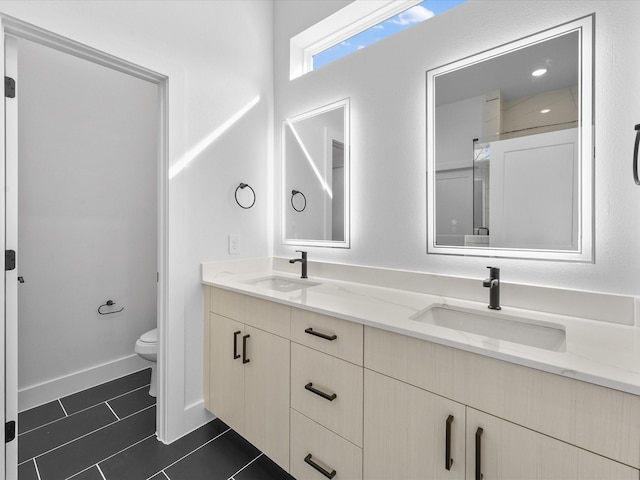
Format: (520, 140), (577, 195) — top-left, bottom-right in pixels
(364, 325), (640, 469)
(290, 409), (362, 480)
(291, 308), (363, 365)
(209, 287), (290, 338)
(291, 342), (363, 446)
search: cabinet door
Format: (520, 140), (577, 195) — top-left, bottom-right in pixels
(364, 369), (465, 480)
(243, 325), (291, 471)
(209, 313), (245, 434)
(467, 408), (639, 480)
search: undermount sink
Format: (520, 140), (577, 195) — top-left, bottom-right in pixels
(410, 304), (566, 352)
(243, 275), (320, 293)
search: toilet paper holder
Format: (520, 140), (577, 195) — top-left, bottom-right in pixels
(98, 300), (124, 315)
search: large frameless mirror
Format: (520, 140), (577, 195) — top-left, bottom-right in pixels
(427, 16), (593, 261)
(282, 98), (350, 248)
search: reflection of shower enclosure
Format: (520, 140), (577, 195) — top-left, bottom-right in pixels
(473, 139), (491, 234)
(331, 140), (345, 241)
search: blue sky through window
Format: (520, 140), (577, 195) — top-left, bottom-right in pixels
(312, 0), (467, 69)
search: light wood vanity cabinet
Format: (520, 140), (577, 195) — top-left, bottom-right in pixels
(205, 288), (291, 471)
(365, 326), (640, 479)
(289, 308), (364, 480)
(204, 287), (640, 479)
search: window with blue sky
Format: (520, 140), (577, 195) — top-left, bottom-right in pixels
(313, 0), (467, 69)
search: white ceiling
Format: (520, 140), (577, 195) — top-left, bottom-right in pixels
(434, 30), (580, 106)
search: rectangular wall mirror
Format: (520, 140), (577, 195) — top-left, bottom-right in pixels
(282, 98), (350, 248)
(426, 16), (593, 261)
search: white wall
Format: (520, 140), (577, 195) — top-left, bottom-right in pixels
(274, 0), (640, 296)
(17, 38), (157, 403)
(0, 0), (274, 442)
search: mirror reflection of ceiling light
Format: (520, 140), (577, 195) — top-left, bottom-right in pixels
(540, 108), (551, 114)
(531, 68), (548, 77)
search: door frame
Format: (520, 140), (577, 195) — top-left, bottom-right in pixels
(1, 13), (170, 475)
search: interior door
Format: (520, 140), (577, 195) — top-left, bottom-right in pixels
(489, 128), (578, 250)
(4, 32), (18, 479)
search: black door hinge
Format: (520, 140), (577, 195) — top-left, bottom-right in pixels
(5, 76), (15, 98)
(5, 250), (16, 271)
(5, 421), (15, 443)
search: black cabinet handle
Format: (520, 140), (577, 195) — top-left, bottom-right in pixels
(634, 124), (640, 185)
(304, 453), (336, 479)
(305, 382), (337, 401)
(242, 334), (250, 364)
(233, 331), (241, 360)
(475, 427), (484, 480)
(445, 415), (454, 471)
(305, 327), (337, 341)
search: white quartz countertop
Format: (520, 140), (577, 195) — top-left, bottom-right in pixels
(202, 267), (640, 396)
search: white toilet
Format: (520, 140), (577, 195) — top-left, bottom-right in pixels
(135, 328), (158, 397)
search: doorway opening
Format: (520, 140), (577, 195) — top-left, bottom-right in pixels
(2, 15), (168, 477)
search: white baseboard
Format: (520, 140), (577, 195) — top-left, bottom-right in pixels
(19, 354), (152, 412)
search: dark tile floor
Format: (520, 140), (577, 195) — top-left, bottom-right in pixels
(17, 368), (295, 480)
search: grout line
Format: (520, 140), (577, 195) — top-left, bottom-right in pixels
(31, 404), (155, 463)
(61, 382), (152, 418)
(29, 416), (119, 465)
(97, 464), (108, 480)
(66, 463), (99, 480)
(105, 383), (152, 404)
(33, 458), (42, 480)
(18, 367), (152, 416)
(66, 433), (158, 480)
(94, 433), (158, 473)
(144, 428), (232, 480)
(105, 401), (121, 421)
(229, 453), (262, 479)
(18, 399), (71, 437)
(20, 386), (152, 438)
(19, 403), (101, 438)
(59, 398), (69, 417)
(118, 403), (155, 421)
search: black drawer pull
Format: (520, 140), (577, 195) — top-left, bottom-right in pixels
(305, 382), (337, 401)
(445, 415), (454, 471)
(242, 334), (250, 364)
(475, 427), (484, 480)
(634, 124), (640, 185)
(304, 453), (336, 479)
(305, 327), (337, 341)
(233, 331), (241, 360)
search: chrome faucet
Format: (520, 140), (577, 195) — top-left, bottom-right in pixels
(483, 266), (501, 310)
(289, 250), (308, 279)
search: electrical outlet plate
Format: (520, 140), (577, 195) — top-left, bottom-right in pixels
(229, 234), (240, 254)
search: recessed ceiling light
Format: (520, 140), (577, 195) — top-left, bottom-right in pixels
(532, 68), (548, 77)
(540, 108), (551, 114)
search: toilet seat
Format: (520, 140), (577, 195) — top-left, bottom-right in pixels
(139, 328), (157, 344)
(135, 328), (157, 361)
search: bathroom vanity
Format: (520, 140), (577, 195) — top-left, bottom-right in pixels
(202, 259), (640, 479)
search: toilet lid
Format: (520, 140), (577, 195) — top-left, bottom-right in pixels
(139, 328), (158, 344)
